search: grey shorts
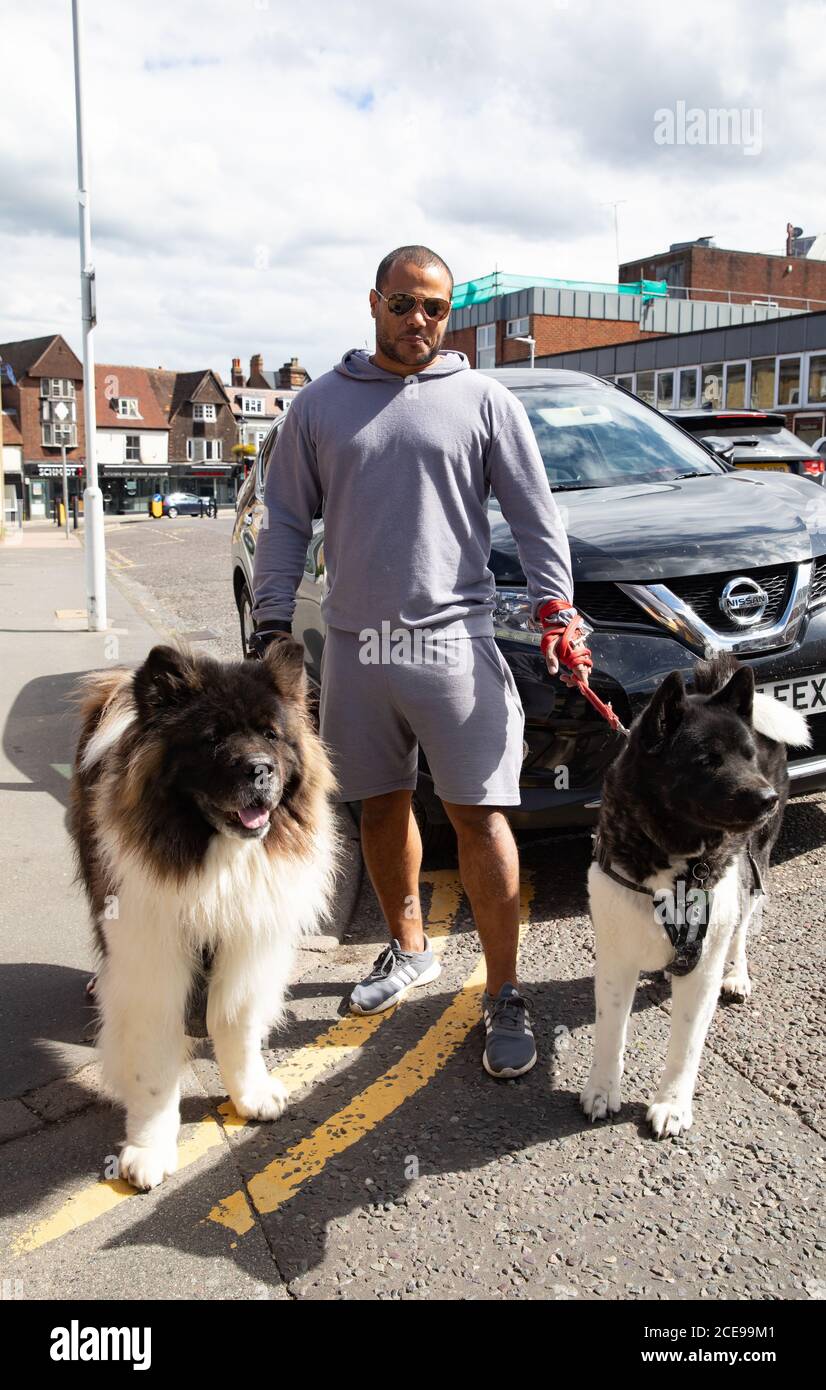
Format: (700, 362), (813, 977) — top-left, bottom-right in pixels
(318, 627), (526, 805)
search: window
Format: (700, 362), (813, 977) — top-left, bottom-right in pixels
(724, 362), (747, 409)
(614, 374), (634, 392)
(506, 316), (529, 338)
(635, 371), (655, 406)
(40, 378), (76, 399)
(700, 363), (723, 407)
(512, 384), (720, 490)
(655, 371), (675, 409)
(678, 367), (699, 408)
(125, 434), (140, 463)
(116, 398), (140, 418)
(187, 438), (222, 461)
(807, 354), (826, 404)
(41, 422), (77, 447)
(750, 357), (775, 409)
(242, 397), (264, 414)
(477, 323), (496, 369)
(777, 357), (801, 406)
(193, 403), (217, 422)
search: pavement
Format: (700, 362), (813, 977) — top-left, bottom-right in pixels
(1, 516), (825, 1302)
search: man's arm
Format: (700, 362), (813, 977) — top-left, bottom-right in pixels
(251, 399), (322, 641)
(485, 393), (573, 615)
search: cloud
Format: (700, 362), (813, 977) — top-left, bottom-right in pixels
(1, 0), (824, 381)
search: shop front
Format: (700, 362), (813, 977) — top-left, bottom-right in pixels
(99, 464), (171, 515)
(24, 460), (85, 520)
(170, 463), (240, 507)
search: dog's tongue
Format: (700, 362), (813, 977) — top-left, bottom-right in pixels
(238, 806), (269, 830)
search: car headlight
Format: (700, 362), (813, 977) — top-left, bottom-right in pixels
(493, 588), (541, 645)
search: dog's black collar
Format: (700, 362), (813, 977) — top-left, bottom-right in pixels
(592, 831), (765, 977)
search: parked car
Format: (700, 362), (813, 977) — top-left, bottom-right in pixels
(666, 409), (826, 486)
(233, 370), (826, 850)
(161, 491), (207, 518)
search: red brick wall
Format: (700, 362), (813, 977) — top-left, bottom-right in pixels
(621, 247), (826, 311)
(444, 316), (661, 366)
(14, 376), (86, 464)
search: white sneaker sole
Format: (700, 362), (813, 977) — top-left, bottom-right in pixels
(482, 1048), (537, 1079)
(349, 958), (442, 1015)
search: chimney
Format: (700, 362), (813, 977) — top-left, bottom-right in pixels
(231, 357), (244, 387)
(278, 355), (309, 389)
(248, 353), (267, 387)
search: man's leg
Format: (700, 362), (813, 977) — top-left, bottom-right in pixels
(349, 789), (441, 1015)
(359, 789), (424, 953)
(441, 803), (520, 995)
(442, 801), (534, 1078)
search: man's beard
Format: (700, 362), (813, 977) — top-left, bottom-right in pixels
(375, 328), (441, 367)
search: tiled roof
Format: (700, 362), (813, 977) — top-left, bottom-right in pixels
(96, 364), (169, 430)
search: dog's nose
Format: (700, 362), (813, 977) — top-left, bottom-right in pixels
(757, 784), (778, 809)
(247, 756), (275, 780)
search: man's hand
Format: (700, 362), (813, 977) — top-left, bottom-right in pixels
(536, 599), (592, 687)
(543, 634), (590, 686)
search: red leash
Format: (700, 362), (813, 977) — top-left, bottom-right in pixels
(536, 598), (629, 738)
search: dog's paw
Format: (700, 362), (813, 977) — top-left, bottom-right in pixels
(720, 968), (752, 1002)
(119, 1141), (178, 1191)
(647, 1099), (693, 1139)
(580, 1077), (622, 1122)
(231, 1076), (289, 1122)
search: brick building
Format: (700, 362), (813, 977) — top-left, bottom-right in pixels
(0, 334), (87, 519)
(620, 237), (826, 313)
(146, 368), (238, 504)
(95, 364), (170, 514)
(443, 272), (797, 370)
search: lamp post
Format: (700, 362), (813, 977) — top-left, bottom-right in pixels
(514, 335), (536, 368)
(71, 0), (107, 629)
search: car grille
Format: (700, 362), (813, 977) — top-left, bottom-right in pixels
(575, 563), (802, 636)
(666, 564), (793, 633)
(573, 582), (657, 629)
(811, 555), (826, 608)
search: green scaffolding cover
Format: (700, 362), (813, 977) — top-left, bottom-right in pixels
(450, 272), (668, 311)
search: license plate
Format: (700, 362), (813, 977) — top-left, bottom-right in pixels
(754, 671), (826, 714)
(736, 462), (790, 472)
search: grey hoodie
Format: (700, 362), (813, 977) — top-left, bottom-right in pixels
(252, 347), (573, 636)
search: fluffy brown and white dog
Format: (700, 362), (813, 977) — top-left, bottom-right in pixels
(68, 640), (338, 1191)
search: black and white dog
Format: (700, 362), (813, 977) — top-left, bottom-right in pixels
(581, 654), (810, 1139)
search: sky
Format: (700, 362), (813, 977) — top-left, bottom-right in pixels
(1, 0), (824, 382)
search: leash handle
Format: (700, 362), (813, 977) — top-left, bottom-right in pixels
(536, 598), (629, 737)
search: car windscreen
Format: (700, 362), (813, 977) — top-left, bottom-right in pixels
(511, 385), (721, 490)
(691, 425), (814, 458)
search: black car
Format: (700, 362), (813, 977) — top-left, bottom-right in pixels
(161, 491), (208, 518)
(666, 409), (826, 486)
(233, 370), (826, 849)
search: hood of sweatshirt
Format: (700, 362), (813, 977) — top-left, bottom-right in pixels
(334, 347), (470, 381)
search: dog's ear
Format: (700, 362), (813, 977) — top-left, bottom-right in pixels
(709, 663), (754, 722)
(637, 670), (687, 753)
(261, 637), (307, 701)
(133, 645), (198, 717)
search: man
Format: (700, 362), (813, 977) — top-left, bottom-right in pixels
(250, 244), (590, 1078)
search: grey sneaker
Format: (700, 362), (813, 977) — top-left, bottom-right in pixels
(349, 936), (441, 1015)
(482, 983), (536, 1078)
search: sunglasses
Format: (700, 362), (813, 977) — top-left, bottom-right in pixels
(374, 288), (452, 322)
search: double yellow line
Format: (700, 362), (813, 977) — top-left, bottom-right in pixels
(11, 870), (533, 1257)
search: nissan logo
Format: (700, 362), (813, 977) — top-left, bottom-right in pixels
(719, 576), (769, 627)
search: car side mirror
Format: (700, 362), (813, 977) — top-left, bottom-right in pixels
(708, 442), (736, 468)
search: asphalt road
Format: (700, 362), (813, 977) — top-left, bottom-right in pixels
(3, 513), (824, 1302)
